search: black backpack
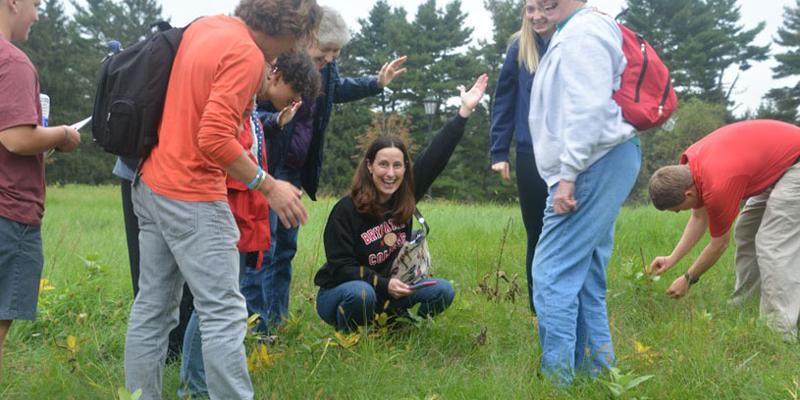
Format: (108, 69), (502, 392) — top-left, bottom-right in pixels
(91, 21), (189, 159)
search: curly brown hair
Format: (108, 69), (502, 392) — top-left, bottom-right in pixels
(274, 52), (321, 100)
(235, 0), (321, 41)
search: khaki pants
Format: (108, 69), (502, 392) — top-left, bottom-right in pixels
(730, 163), (800, 340)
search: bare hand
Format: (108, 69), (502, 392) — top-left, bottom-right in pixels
(491, 161), (511, 182)
(278, 100), (302, 128)
(666, 275), (690, 299)
(553, 179), (577, 214)
(458, 73), (489, 118)
(56, 126), (81, 152)
(387, 278), (413, 299)
(377, 56), (408, 88)
(259, 177), (307, 228)
(650, 256), (674, 275)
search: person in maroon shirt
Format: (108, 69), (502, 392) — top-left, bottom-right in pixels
(0, 0), (81, 380)
(648, 120), (800, 340)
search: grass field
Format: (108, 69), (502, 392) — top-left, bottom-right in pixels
(1, 185), (798, 399)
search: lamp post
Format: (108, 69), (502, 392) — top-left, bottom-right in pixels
(422, 95), (437, 199)
(423, 95), (437, 136)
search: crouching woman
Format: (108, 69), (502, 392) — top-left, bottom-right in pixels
(313, 74), (488, 331)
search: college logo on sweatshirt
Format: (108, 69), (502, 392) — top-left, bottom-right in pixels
(360, 219), (406, 245)
(360, 220), (408, 266)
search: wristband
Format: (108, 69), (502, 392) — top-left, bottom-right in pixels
(683, 271), (699, 285)
(246, 168), (264, 190)
(254, 170), (267, 191)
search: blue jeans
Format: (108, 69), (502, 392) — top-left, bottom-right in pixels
(316, 279), (456, 332)
(241, 166), (300, 333)
(532, 139), (640, 385)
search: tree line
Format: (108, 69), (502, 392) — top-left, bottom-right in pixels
(20, 0), (800, 203)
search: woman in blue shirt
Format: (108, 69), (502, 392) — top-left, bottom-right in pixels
(489, 0), (555, 314)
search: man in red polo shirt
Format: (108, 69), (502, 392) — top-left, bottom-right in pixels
(648, 119), (800, 340)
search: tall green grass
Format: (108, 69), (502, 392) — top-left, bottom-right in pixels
(1, 185), (797, 399)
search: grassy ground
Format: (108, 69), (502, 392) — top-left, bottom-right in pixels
(1, 185), (797, 399)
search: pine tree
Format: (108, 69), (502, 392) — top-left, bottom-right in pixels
(623, 0), (769, 105)
(763, 0), (800, 122)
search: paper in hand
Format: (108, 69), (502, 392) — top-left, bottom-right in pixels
(45, 116), (92, 157)
(70, 116), (92, 131)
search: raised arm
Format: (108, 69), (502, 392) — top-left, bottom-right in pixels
(412, 74), (488, 201)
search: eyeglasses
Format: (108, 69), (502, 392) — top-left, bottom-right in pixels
(266, 59), (279, 76)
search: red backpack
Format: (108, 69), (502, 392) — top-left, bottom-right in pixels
(612, 23), (678, 131)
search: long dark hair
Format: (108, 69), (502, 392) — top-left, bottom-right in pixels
(351, 135), (416, 223)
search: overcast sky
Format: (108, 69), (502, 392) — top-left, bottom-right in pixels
(161, 0), (796, 116)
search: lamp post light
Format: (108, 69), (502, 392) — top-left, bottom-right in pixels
(423, 95), (437, 136)
(422, 95), (437, 199)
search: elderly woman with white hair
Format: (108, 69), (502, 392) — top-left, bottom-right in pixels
(246, 6), (408, 334)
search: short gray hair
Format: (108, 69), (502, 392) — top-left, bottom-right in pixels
(318, 6), (351, 47)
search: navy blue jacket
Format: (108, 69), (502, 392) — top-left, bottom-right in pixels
(259, 60), (382, 200)
(489, 35), (549, 164)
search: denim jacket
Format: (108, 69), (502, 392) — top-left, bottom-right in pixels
(258, 60), (382, 200)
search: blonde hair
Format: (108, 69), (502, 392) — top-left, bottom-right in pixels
(508, 8), (542, 72)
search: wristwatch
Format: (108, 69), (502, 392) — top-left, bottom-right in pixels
(683, 271), (700, 285)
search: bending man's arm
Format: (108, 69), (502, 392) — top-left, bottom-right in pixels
(666, 230), (730, 299)
(651, 207), (709, 275)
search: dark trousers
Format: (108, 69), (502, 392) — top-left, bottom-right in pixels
(121, 178), (194, 359)
(515, 152), (548, 314)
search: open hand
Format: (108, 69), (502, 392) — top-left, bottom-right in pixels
(277, 100), (302, 128)
(458, 73), (489, 118)
(377, 56), (408, 88)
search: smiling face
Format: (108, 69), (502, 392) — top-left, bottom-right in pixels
(307, 43), (342, 70)
(525, 0), (553, 36)
(367, 147), (406, 203)
(536, 0), (583, 24)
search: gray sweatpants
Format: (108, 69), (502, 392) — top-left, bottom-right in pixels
(124, 181), (253, 399)
(730, 163), (800, 340)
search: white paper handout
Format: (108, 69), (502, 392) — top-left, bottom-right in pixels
(45, 116), (92, 157)
(70, 116), (92, 131)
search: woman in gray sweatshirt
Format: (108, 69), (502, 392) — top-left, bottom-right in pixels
(527, 0), (641, 385)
